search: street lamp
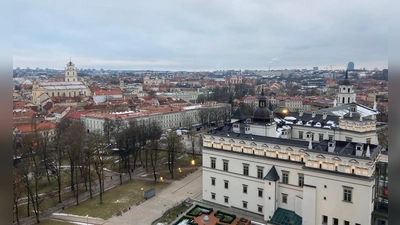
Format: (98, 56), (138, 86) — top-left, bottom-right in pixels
(86, 214), (88, 225)
(191, 159), (195, 165)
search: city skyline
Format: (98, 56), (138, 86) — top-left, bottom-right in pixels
(14, 0), (387, 71)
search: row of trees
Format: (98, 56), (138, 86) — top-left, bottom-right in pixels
(13, 116), (186, 224)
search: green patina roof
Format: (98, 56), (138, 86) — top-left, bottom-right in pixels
(270, 208), (302, 225)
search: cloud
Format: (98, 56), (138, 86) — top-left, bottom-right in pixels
(13, 0), (388, 70)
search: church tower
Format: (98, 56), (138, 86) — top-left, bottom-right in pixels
(337, 70), (356, 106)
(65, 60), (78, 82)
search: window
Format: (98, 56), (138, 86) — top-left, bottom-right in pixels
(224, 180), (229, 189)
(243, 185), (248, 194)
(355, 223), (361, 225)
(299, 131), (303, 139)
(211, 177), (215, 186)
(211, 192), (215, 200)
(344, 221), (349, 225)
(211, 158), (216, 169)
(319, 133), (324, 141)
(242, 201), (247, 209)
(257, 167), (264, 179)
(282, 194), (288, 203)
(343, 187), (352, 202)
(258, 188), (263, 197)
(333, 218), (338, 225)
(366, 138), (371, 144)
(322, 215), (328, 224)
(258, 205), (263, 213)
(282, 171), (289, 184)
(345, 137), (353, 142)
(328, 135), (333, 141)
(224, 196), (229, 203)
(298, 174), (304, 187)
(223, 160), (229, 171)
(243, 164), (249, 176)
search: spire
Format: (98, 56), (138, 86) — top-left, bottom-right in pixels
(366, 145), (371, 157)
(373, 100), (377, 110)
(261, 84), (265, 96)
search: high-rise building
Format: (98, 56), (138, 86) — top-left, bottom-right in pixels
(347, 62), (355, 70)
(313, 67), (318, 71)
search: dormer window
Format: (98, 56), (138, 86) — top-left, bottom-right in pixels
(356, 146), (361, 151)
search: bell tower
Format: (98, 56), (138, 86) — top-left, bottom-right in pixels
(65, 60), (78, 82)
(337, 70), (355, 106)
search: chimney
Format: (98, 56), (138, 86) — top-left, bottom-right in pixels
(328, 140), (336, 153)
(355, 144), (363, 156)
(322, 111), (327, 120)
(366, 145), (371, 157)
(312, 111), (316, 118)
(299, 109), (304, 117)
(308, 138), (313, 150)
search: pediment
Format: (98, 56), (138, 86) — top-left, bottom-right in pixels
(219, 138), (225, 141)
(239, 140), (246, 144)
(348, 159), (359, 164)
(229, 139), (235, 143)
(274, 145), (281, 149)
(251, 142), (257, 146)
(286, 147), (293, 151)
(316, 154), (325, 159)
(210, 136), (215, 140)
(332, 157), (342, 161)
(262, 144), (269, 147)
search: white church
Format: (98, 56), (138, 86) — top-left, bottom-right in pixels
(201, 72), (387, 225)
(31, 61), (91, 106)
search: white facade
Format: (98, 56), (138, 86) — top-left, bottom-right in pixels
(202, 131), (381, 225)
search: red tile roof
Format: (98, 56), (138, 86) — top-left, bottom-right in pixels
(14, 121), (56, 133)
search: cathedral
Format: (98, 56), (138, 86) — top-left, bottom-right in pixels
(31, 61), (91, 105)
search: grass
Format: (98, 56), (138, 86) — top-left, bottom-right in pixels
(35, 219), (75, 225)
(156, 155), (202, 180)
(158, 203), (189, 224)
(15, 189), (85, 221)
(61, 179), (169, 219)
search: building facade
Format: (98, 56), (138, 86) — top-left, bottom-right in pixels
(202, 86), (386, 225)
(31, 61), (91, 105)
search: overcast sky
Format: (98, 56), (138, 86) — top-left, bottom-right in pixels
(13, 0), (387, 71)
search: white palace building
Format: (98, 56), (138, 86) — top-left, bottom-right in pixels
(201, 74), (387, 225)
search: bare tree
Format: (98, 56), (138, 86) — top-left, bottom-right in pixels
(165, 131), (184, 179)
(20, 132), (45, 223)
(377, 126), (388, 149)
(61, 123), (86, 205)
(13, 167), (24, 225)
(147, 120), (162, 182)
(91, 131), (109, 204)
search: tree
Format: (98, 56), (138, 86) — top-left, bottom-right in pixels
(13, 167), (24, 225)
(147, 120), (162, 182)
(165, 131), (184, 179)
(61, 123), (86, 205)
(377, 126), (388, 149)
(52, 117), (72, 203)
(91, 132), (109, 204)
(19, 132), (45, 223)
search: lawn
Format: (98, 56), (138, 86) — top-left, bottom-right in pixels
(158, 203), (189, 224)
(155, 155), (202, 180)
(15, 190), (85, 221)
(61, 179), (169, 219)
